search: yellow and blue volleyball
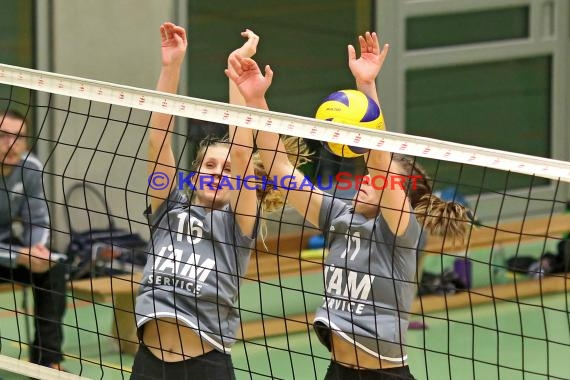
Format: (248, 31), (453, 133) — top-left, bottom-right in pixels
(315, 89), (385, 158)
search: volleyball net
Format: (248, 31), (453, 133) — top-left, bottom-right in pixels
(0, 63), (569, 379)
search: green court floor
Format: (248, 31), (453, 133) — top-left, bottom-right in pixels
(0, 239), (567, 379)
(0, 289), (568, 380)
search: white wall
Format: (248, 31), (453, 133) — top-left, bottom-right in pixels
(38, 1), (178, 250)
(375, 0), (570, 222)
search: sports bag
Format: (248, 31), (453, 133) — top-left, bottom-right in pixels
(64, 183), (148, 279)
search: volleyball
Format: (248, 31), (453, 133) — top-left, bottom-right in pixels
(315, 89), (385, 158)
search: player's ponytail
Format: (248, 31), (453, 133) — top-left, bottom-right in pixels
(253, 136), (311, 214)
(393, 154), (471, 243)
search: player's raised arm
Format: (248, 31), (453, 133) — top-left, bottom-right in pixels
(148, 22), (187, 212)
(225, 55), (324, 228)
(227, 29), (261, 237)
(349, 31), (410, 234)
(348, 31), (389, 105)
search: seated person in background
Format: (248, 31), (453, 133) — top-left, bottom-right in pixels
(0, 110), (67, 370)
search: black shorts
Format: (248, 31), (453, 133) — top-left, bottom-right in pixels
(324, 361), (416, 380)
(130, 344), (236, 380)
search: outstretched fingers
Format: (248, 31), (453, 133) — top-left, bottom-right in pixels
(228, 54), (245, 76)
(172, 24), (187, 45)
(160, 22), (187, 48)
(164, 22), (174, 41)
(356, 31), (390, 62)
(241, 28), (259, 47)
(232, 28), (260, 59)
(347, 44), (357, 63)
(264, 65), (274, 84)
(379, 42), (390, 61)
(364, 32), (376, 53)
(358, 35), (367, 55)
(224, 68), (238, 82)
(226, 55), (261, 81)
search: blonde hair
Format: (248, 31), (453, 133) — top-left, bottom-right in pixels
(392, 154), (472, 243)
(190, 135), (311, 214)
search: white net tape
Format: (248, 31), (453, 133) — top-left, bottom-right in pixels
(0, 354), (89, 380)
(1, 63), (569, 183)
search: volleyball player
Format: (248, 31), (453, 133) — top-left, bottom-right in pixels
(130, 23), (307, 379)
(226, 32), (471, 379)
(130, 22), (261, 379)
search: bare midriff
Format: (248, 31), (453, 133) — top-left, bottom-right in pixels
(142, 318), (216, 362)
(330, 333), (406, 370)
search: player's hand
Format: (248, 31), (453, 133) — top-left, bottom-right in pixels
(160, 22), (188, 68)
(230, 29), (259, 62)
(225, 55), (273, 103)
(18, 244), (52, 273)
(348, 32), (389, 85)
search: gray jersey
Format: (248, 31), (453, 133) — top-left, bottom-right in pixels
(0, 153), (50, 267)
(135, 191), (254, 353)
(314, 194), (421, 363)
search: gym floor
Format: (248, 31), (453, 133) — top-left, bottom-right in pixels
(0, 240), (568, 379)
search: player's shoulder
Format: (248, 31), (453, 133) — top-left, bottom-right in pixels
(20, 152), (45, 171)
(322, 193), (352, 216)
